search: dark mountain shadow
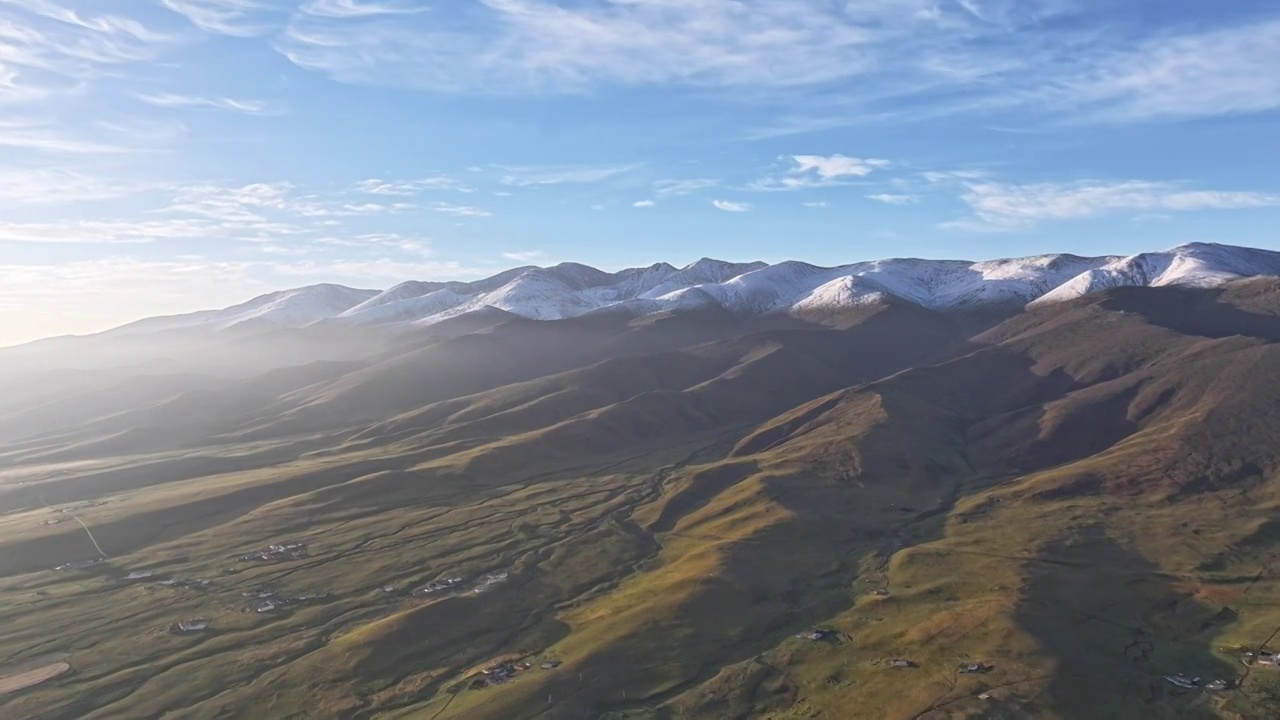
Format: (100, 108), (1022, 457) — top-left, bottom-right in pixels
(1014, 525), (1239, 719)
(1099, 285), (1280, 342)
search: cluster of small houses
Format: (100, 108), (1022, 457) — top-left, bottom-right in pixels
(1164, 674), (1236, 691)
(381, 569), (511, 599)
(469, 659), (561, 690)
(236, 542), (308, 564)
(239, 588), (331, 614)
(1160, 649), (1280, 692)
(1242, 649), (1280, 667)
(170, 618), (209, 635)
(156, 577), (214, 589)
(471, 570), (510, 594)
(794, 629), (992, 674)
(410, 577), (464, 596)
(52, 534), (514, 640)
(41, 503), (110, 526)
(54, 559), (102, 571)
(48, 533), (1280, 699)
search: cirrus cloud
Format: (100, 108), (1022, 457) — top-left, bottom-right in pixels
(711, 199), (751, 213)
(751, 154), (891, 191)
(946, 180), (1280, 230)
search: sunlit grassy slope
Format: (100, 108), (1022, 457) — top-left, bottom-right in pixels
(4, 283), (1280, 718)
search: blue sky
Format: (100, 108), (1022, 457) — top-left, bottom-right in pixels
(1, 0), (1279, 344)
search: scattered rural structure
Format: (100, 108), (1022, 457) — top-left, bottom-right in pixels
(1206, 679), (1237, 691)
(471, 570), (509, 594)
(471, 660), (535, 689)
(54, 559), (102, 571)
(156, 578), (213, 589)
(237, 542), (308, 563)
(1165, 674), (1200, 689)
(413, 577), (463, 596)
(171, 618), (209, 634)
(795, 629), (832, 641)
(239, 589), (330, 613)
(890, 659), (917, 669)
(122, 570), (153, 581)
(959, 662), (993, 674)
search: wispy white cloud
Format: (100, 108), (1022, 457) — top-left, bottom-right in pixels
(145, 0), (1280, 134)
(653, 178), (719, 196)
(0, 120), (129, 154)
(712, 199), (751, 213)
(159, 0), (291, 37)
(867, 193), (918, 205)
(314, 232), (434, 256)
(752, 154), (890, 191)
(433, 202), (492, 217)
(135, 92), (270, 114)
(922, 169), (990, 184)
(165, 181), (294, 222)
(497, 164), (638, 187)
(166, 181), (419, 221)
(0, 0), (173, 97)
(502, 250), (544, 262)
(802, 201), (829, 208)
(947, 180), (1280, 229)
(632, 199), (655, 208)
(1044, 18), (1280, 123)
(352, 177), (472, 195)
(300, 0), (426, 18)
(0, 168), (142, 203)
(1, 0), (166, 40)
(796, 155), (891, 180)
(0, 217), (296, 244)
(0, 176), (495, 247)
(296, 201), (416, 217)
(276, 0), (1073, 98)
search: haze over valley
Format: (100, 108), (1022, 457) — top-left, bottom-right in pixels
(6, 242), (1280, 718)
(5, 0), (1280, 717)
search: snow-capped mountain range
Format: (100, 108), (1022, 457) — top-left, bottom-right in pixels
(105, 243), (1280, 336)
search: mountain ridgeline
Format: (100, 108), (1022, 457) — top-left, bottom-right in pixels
(4, 242), (1280, 719)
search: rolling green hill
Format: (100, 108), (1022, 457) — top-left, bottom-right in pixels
(4, 284), (1280, 719)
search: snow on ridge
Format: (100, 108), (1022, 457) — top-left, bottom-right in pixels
(105, 284), (378, 336)
(1031, 243), (1280, 306)
(100, 243), (1280, 335)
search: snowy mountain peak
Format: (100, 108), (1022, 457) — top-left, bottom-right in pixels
(108, 283), (379, 337)
(98, 243), (1280, 337)
(1031, 243), (1280, 306)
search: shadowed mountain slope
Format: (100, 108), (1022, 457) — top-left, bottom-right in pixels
(5, 280), (1280, 720)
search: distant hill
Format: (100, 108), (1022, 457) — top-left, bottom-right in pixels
(4, 246), (1280, 719)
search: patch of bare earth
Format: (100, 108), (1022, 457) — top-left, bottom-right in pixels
(0, 662), (71, 695)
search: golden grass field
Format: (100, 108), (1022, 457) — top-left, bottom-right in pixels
(3, 283), (1280, 718)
